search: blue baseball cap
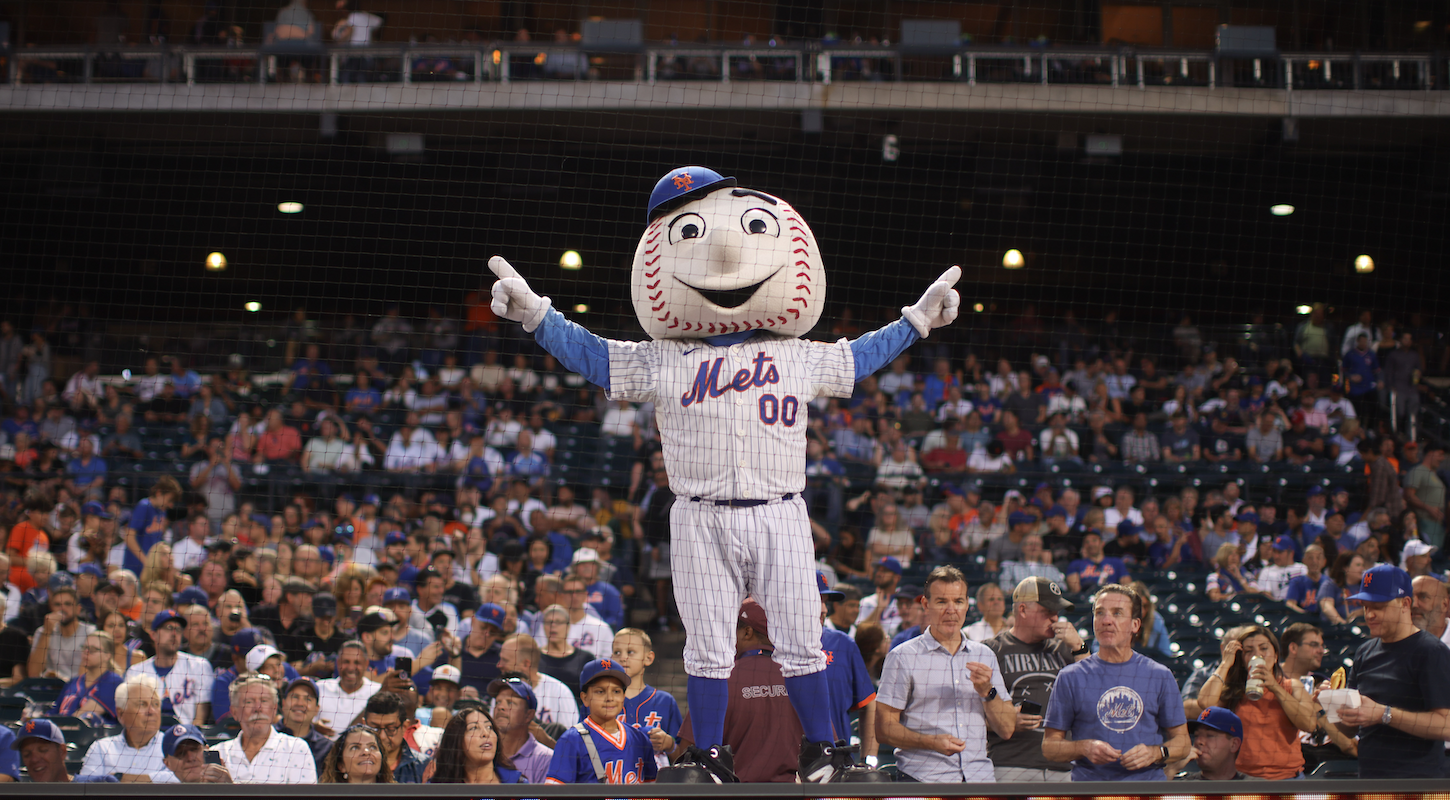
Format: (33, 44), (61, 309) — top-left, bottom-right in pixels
(1116, 520), (1143, 538)
(1330, 485), (1348, 496)
(230, 627), (267, 657)
(78, 563), (106, 579)
(151, 609), (187, 631)
(385, 531), (407, 547)
(49, 572), (75, 591)
(362, 493), (381, 507)
(161, 723), (206, 757)
(1008, 510), (1037, 527)
(579, 658), (630, 691)
(1189, 706), (1243, 740)
(1236, 511), (1260, 524)
(474, 603), (506, 632)
(646, 166), (737, 223)
(1348, 564), (1413, 603)
(817, 571), (844, 601)
(487, 675), (538, 710)
(382, 587), (411, 605)
(173, 586), (209, 608)
(284, 677), (320, 700)
(1306, 485), (1326, 497)
(874, 556), (902, 575)
(13, 718), (66, 749)
(81, 501), (112, 520)
(1045, 504), (1068, 519)
(1272, 535), (1297, 551)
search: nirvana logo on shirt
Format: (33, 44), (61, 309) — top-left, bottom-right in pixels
(1096, 685), (1144, 733)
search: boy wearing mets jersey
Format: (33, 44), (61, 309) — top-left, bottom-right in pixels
(545, 659), (658, 785)
(490, 166), (961, 782)
(612, 628), (683, 767)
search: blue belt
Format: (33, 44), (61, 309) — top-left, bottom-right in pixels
(689, 493), (795, 507)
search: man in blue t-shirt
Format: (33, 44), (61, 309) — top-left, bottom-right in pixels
(817, 572), (877, 761)
(1065, 531), (1130, 594)
(1334, 565), (1450, 778)
(1043, 585), (1188, 781)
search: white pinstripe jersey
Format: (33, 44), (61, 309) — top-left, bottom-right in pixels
(125, 652), (215, 724)
(607, 335), (855, 500)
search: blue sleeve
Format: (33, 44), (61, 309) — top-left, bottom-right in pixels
(603, 589), (624, 630)
(849, 317), (920, 382)
(533, 308), (611, 390)
(128, 501), (153, 534)
(1158, 668), (1187, 727)
(845, 641), (875, 706)
(664, 694), (683, 737)
(211, 675), (232, 720)
(0, 728), (17, 780)
(544, 730), (588, 783)
(637, 730), (659, 781)
(1043, 666), (1075, 732)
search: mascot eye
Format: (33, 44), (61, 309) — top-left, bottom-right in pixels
(668, 213), (707, 244)
(740, 208), (779, 237)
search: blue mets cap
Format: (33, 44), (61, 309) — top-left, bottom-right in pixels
(487, 676), (538, 710)
(78, 563), (106, 579)
(646, 166), (737, 223)
(13, 719), (66, 749)
(474, 603), (506, 632)
(161, 723), (206, 757)
(230, 627), (267, 656)
(579, 658), (631, 691)
(382, 587), (411, 604)
(173, 586), (209, 607)
(875, 556), (902, 575)
(81, 501), (112, 520)
(1189, 706), (1243, 739)
(151, 609), (187, 631)
(1348, 564), (1413, 603)
(385, 531), (407, 546)
(817, 571), (844, 601)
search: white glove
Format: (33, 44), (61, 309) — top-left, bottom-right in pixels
(488, 256), (553, 333)
(901, 266), (962, 338)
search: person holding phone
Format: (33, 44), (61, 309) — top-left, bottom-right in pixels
(160, 724), (231, 783)
(984, 577), (1088, 782)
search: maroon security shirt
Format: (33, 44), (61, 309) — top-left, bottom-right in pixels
(678, 650), (804, 782)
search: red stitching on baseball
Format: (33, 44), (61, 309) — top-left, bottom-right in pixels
(646, 244), (659, 255)
(766, 318), (776, 327)
(755, 319), (764, 328)
(646, 256), (660, 266)
(707, 323), (716, 333)
(730, 323), (739, 332)
(650, 292), (662, 301)
(796, 273), (811, 280)
(788, 309), (800, 319)
(791, 237), (808, 245)
(647, 280), (660, 290)
(646, 268), (661, 278)
(652, 302), (666, 312)
(796, 285), (811, 294)
(793, 249), (809, 256)
(667, 317), (679, 327)
(795, 260), (811, 269)
(792, 297), (808, 305)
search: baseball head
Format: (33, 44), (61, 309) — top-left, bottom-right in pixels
(632, 167), (825, 340)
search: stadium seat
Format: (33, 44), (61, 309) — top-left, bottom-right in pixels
(11, 676), (65, 704)
(1308, 759), (1360, 778)
(0, 696), (26, 723)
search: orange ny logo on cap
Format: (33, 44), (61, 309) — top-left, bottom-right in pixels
(672, 173), (694, 190)
(1198, 709), (1211, 722)
(24, 720), (35, 733)
(601, 659), (613, 670)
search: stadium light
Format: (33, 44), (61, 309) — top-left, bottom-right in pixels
(574, 304), (589, 313)
(560, 250), (583, 270)
(205, 252), (227, 272)
(973, 303), (985, 313)
(1002, 249), (1024, 269)
(1270, 204), (1294, 216)
(1295, 305), (1312, 315)
(277, 202), (304, 214)
(1354, 254), (1375, 273)
(245, 301), (262, 312)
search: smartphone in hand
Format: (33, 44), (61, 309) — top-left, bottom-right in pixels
(394, 656), (413, 675)
(1019, 700), (1043, 716)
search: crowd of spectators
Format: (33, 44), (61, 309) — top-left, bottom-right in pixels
(0, 298), (1446, 783)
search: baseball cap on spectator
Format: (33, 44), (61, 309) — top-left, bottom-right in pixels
(357, 611), (392, 636)
(246, 645), (283, 673)
(1330, 485), (1349, 497)
(1116, 520), (1143, 539)
(230, 628), (267, 658)
(173, 586), (209, 607)
(892, 584), (924, 602)
(1236, 511), (1259, 524)
(282, 578), (317, 596)
(874, 556), (902, 575)
(1003, 489), (1026, 504)
(941, 484), (963, 497)
(1046, 505), (1068, 519)
(571, 548), (601, 566)
(580, 658), (630, 691)
(317, 546), (336, 568)
(12, 719), (66, 749)
(382, 587), (411, 605)
(1305, 486), (1325, 497)
(1272, 536), (1296, 551)
(1091, 486), (1113, 501)
(1348, 564), (1413, 603)
(78, 563), (106, 579)
(817, 571), (844, 601)
(284, 677), (320, 700)
(1189, 707), (1243, 740)
(1013, 576), (1075, 613)
(152, 609), (187, 631)
(1401, 539), (1436, 563)
(487, 676), (538, 710)
(362, 493), (381, 507)
(474, 603), (506, 633)
(385, 531), (407, 547)
(311, 592), (338, 618)
(80, 501), (112, 520)
(432, 665), (462, 686)
(49, 572), (75, 592)
(161, 724), (207, 757)
(1008, 511), (1036, 527)
(737, 599), (770, 636)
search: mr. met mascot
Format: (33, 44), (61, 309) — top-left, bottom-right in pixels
(488, 166), (961, 782)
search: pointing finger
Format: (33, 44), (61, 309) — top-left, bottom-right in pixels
(935, 265), (962, 288)
(489, 255), (520, 281)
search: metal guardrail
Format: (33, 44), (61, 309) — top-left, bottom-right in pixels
(2, 43), (1443, 90)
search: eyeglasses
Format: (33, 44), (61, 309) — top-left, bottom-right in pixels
(367, 722), (402, 735)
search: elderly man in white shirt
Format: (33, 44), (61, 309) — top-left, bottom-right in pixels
(79, 673), (179, 783)
(213, 674), (318, 783)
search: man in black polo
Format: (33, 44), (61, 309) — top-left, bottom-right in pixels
(248, 578), (317, 664)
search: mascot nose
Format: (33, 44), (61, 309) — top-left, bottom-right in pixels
(700, 228), (743, 277)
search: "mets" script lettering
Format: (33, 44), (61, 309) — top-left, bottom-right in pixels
(680, 351), (780, 407)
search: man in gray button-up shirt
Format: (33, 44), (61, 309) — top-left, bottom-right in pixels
(876, 565), (1017, 782)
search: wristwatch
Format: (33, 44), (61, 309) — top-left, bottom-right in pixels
(1071, 642), (1090, 656)
(1382, 705), (1393, 726)
(984, 687), (999, 702)
(1158, 745), (1170, 765)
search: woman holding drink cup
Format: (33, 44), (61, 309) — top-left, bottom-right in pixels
(1196, 625), (1315, 779)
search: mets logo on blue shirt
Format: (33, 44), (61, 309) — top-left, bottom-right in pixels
(1096, 686), (1144, 733)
